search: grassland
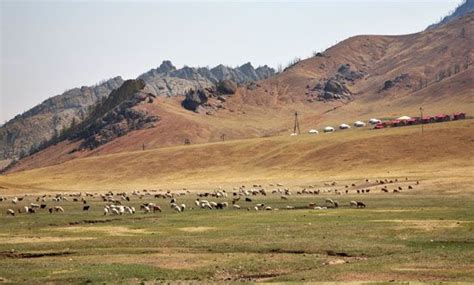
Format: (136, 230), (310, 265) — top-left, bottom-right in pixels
(0, 187), (473, 284)
(0, 119), (473, 283)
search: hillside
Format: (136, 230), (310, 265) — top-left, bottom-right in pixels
(0, 62), (274, 164)
(0, 77), (124, 160)
(0, 119), (472, 194)
(4, 12), (474, 174)
(427, 0), (474, 30)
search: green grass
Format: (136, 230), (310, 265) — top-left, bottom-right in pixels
(0, 186), (473, 284)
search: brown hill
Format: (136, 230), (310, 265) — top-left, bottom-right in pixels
(6, 12), (474, 173)
(0, 119), (472, 194)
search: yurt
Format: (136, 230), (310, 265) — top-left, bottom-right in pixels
(323, 126), (335, 133)
(339, 123), (351, 130)
(369, 118), (381, 124)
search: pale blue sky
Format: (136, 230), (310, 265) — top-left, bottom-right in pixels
(0, 0), (462, 122)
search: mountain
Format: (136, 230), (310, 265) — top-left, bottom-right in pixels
(0, 76), (124, 160)
(427, 0), (474, 30)
(0, 62), (274, 164)
(4, 12), (474, 174)
(137, 61), (275, 97)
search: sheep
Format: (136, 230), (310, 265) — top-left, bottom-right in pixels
(180, 204), (186, 211)
(350, 201), (358, 207)
(6, 209), (15, 216)
(233, 204), (241, 209)
(245, 197), (252, 202)
(83, 205), (90, 211)
(54, 206), (64, 213)
(281, 195), (288, 200)
(40, 204), (47, 209)
(265, 206), (272, 211)
(408, 185), (413, 189)
(254, 206), (259, 211)
(286, 205), (295, 209)
(30, 203), (40, 209)
(356, 201), (366, 208)
(104, 207), (110, 215)
(325, 198), (334, 205)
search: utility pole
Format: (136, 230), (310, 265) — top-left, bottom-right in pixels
(293, 111), (301, 135)
(221, 134), (226, 142)
(419, 107), (424, 136)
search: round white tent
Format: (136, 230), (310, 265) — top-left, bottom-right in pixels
(323, 126), (335, 133)
(397, 116), (411, 121)
(339, 123), (351, 129)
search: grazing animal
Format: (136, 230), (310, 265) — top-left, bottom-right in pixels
(281, 196), (288, 200)
(54, 206), (64, 212)
(6, 209), (15, 216)
(233, 204), (241, 209)
(408, 185), (413, 189)
(245, 197), (252, 202)
(349, 201), (358, 207)
(83, 205), (90, 211)
(356, 201), (366, 208)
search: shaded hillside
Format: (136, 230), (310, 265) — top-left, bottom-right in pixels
(427, 0), (474, 30)
(6, 13), (474, 173)
(0, 77), (124, 160)
(68, 79), (159, 150)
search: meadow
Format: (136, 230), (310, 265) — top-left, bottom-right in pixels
(0, 182), (473, 284)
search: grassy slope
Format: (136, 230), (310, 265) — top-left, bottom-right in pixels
(0, 119), (472, 194)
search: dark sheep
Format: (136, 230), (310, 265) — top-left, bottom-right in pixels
(83, 205), (90, 211)
(245, 197), (252, 202)
(40, 204), (47, 209)
(356, 201), (366, 208)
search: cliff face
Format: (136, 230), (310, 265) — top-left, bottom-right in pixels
(138, 61), (275, 97)
(0, 76), (124, 160)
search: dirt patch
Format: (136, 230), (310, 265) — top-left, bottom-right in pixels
(178, 226), (215, 233)
(372, 219), (469, 231)
(68, 219), (115, 226)
(58, 226), (154, 236)
(0, 236), (95, 244)
(0, 250), (74, 259)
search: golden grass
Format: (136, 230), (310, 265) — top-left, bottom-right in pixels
(0, 119), (472, 194)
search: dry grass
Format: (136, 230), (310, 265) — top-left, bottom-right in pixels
(0, 119), (472, 194)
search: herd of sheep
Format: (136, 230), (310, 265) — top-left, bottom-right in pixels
(1, 178), (419, 217)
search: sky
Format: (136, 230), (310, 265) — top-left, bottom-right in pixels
(0, 0), (463, 123)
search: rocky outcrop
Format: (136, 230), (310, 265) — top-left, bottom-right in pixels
(138, 61), (275, 97)
(72, 79), (159, 150)
(181, 84), (232, 114)
(216, 80), (238, 95)
(380, 73), (410, 92)
(336, 64), (365, 81)
(0, 77), (124, 160)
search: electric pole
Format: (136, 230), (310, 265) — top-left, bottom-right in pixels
(419, 107), (424, 136)
(293, 111), (301, 135)
(221, 134), (226, 142)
